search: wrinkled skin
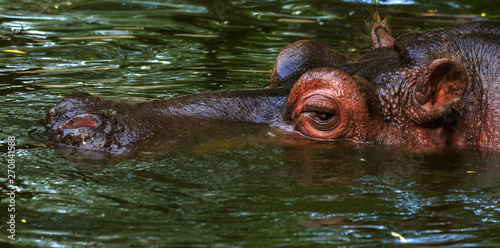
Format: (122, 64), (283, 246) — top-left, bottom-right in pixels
(275, 20), (499, 149)
(44, 20), (500, 154)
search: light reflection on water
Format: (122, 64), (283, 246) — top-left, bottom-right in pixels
(0, 0), (499, 247)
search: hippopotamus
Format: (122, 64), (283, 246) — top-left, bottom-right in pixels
(43, 19), (500, 154)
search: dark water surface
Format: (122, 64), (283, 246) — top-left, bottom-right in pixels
(1, 0), (500, 247)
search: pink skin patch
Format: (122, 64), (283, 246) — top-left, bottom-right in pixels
(61, 115), (97, 129)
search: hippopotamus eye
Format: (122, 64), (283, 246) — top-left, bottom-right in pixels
(311, 111), (335, 122)
(292, 94), (344, 138)
(303, 100), (340, 127)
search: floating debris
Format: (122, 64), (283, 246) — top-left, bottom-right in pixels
(391, 232), (407, 243)
(277, 18), (316, 24)
(2, 49), (27, 54)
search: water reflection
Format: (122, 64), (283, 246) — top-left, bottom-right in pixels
(283, 144), (500, 246)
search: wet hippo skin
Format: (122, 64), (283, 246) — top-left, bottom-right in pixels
(44, 18), (500, 154)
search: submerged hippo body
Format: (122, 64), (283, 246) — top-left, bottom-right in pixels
(44, 20), (500, 154)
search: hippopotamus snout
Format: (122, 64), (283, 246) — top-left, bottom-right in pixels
(43, 93), (129, 154)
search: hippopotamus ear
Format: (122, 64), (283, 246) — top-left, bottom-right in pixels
(371, 25), (394, 48)
(409, 58), (468, 125)
(368, 14), (394, 48)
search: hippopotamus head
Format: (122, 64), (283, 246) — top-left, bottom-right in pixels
(43, 18), (500, 154)
(276, 19), (499, 149)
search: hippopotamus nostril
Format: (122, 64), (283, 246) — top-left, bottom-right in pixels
(58, 114), (99, 130)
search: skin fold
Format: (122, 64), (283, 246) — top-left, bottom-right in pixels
(43, 19), (500, 154)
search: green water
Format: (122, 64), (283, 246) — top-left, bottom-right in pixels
(1, 0), (500, 247)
